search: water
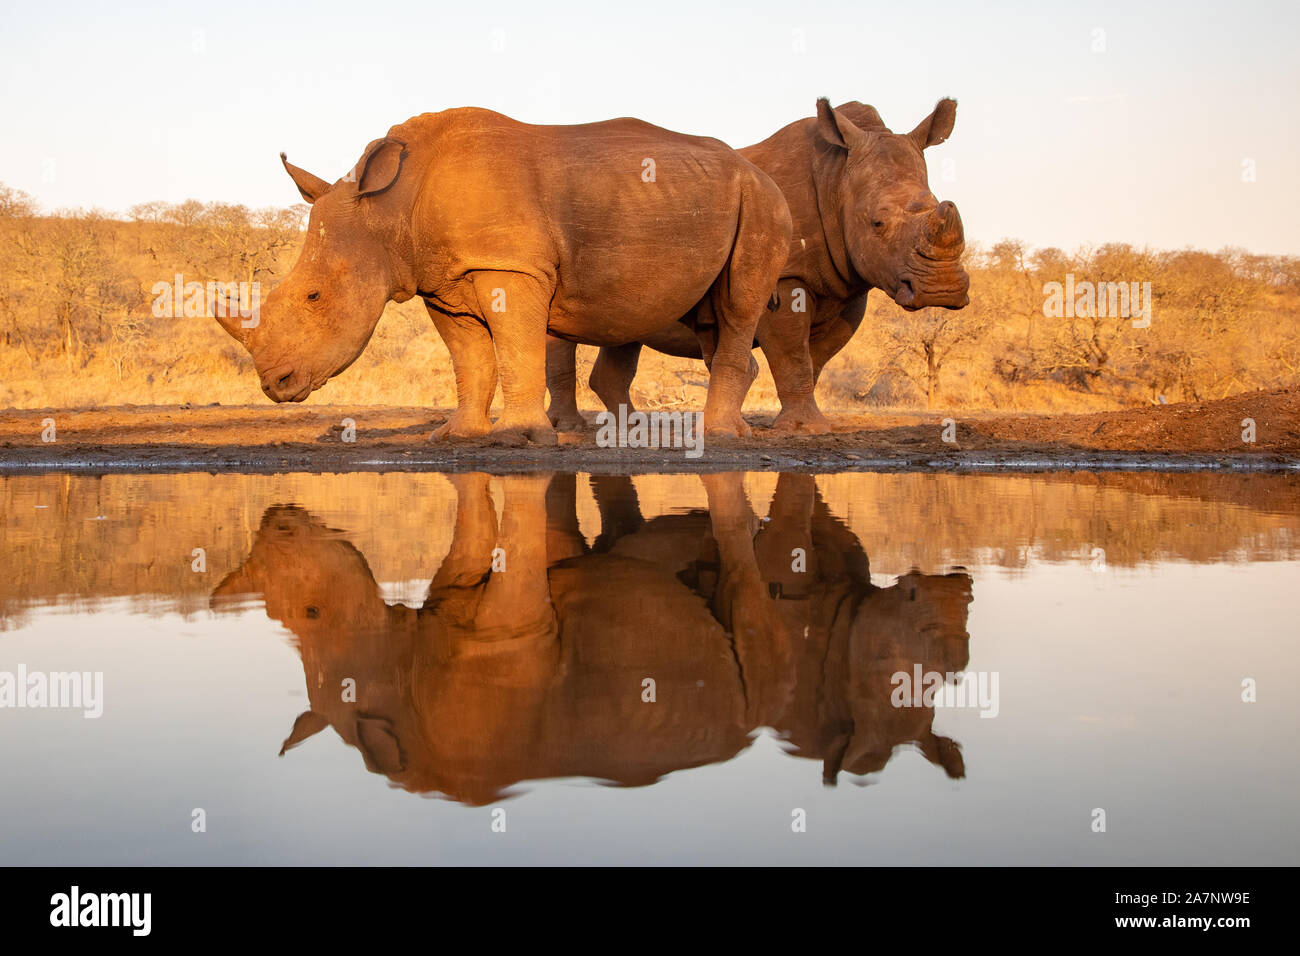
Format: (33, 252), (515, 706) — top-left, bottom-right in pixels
(1, 470), (1297, 865)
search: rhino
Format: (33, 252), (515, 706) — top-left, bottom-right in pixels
(546, 97), (970, 433)
(213, 107), (792, 443)
(211, 471), (973, 804)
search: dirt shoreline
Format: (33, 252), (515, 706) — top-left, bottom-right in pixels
(1, 388), (1297, 474)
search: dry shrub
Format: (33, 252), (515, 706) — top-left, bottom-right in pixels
(2, 192), (1297, 413)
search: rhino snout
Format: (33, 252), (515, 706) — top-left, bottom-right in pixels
(898, 284), (970, 311)
(261, 365), (313, 403)
(895, 258), (971, 311)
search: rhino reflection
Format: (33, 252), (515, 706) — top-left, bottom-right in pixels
(212, 473), (973, 804)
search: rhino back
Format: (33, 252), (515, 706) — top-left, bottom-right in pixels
(396, 108), (774, 341)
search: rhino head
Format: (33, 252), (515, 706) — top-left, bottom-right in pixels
(210, 505), (419, 776)
(216, 138), (417, 402)
(814, 98), (970, 311)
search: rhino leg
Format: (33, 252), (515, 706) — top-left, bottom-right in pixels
(589, 341), (641, 414)
(545, 473), (588, 563)
(425, 302), (495, 440)
(754, 473), (816, 595)
(589, 475), (644, 552)
(760, 284), (830, 434)
(471, 271), (558, 446)
(429, 472), (557, 636)
(424, 473), (498, 621)
(808, 294), (868, 384)
(696, 180), (790, 439)
(476, 474), (557, 637)
(545, 337), (587, 431)
(699, 472), (793, 726)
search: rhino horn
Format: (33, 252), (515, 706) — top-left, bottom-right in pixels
(919, 201), (965, 259)
(213, 307), (253, 348)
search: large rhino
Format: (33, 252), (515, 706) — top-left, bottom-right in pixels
(211, 472), (973, 804)
(546, 98), (970, 432)
(215, 108), (792, 442)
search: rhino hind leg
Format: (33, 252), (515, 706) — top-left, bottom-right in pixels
(545, 336), (587, 431)
(589, 341), (641, 414)
(545, 472), (588, 563)
(471, 271), (558, 446)
(477, 474), (558, 634)
(696, 178), (791, 438)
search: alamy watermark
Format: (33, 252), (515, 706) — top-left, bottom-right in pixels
(151, 273), (260, 328)
(891, 665), (999, 718)
(1043, 273), (1152, 328)
(0, 665), (103, 718)
(595, 404), (704, 459)
(50, 886), (150, 936)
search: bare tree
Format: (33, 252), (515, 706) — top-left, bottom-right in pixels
(0, 183), (38, 218)
(878, 301), (990, 407)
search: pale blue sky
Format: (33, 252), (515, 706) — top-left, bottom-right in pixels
(1, 0), (1296, 253)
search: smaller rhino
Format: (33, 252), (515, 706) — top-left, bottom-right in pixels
(546, 97), (970, 432)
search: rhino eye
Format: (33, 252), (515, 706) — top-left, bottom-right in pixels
(872, 220), (885, 231)
(307, 291), (321, 302)
(305, 606), (320, 619)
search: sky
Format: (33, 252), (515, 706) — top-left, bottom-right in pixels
(1, 0), (1297, 255)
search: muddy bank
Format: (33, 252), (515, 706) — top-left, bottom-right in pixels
(0, 388), (1296, 473)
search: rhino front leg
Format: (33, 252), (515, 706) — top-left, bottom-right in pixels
(471, 271), (558, 446)
(545, 337), (587, 431)
(425, 302), (495, 440)
(760, 283), (830, 434)
(809, 294), (867, 384)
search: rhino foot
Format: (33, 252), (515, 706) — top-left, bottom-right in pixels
(704, 413), (753, 440)
(489, 418), (560, 446)
(430, 414), (492, 441)
(771, 407), (832, 434)
(547, 410), (588, 432)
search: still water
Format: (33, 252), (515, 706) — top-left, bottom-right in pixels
(1, 470), (1297, 865)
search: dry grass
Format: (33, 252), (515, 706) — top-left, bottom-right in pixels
(2, 198), (1297, 414)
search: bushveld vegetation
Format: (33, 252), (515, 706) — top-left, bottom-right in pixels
(2, 183), (1297, 412)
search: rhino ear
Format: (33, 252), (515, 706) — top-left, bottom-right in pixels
(355, 715), (405, 774)
(908, 98), (958, 150)
(350, 137), (408, 199)
(815, 98), (872, 152)
(210, 563), (260, 609)
(280, 153), (331, 204)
